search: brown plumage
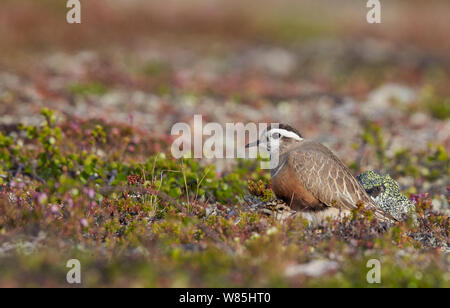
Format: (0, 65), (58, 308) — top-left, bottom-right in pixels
(247, 125), (393, 223)
(274, 140), (391, 221)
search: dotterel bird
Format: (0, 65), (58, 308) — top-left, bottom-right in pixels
(246, 124), (394, 223)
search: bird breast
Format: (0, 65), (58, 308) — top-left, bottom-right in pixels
(271, 158), (325, 211)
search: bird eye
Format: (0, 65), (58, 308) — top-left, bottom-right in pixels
(272, 132), (281, 139)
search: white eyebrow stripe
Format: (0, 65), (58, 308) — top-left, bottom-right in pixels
(269, 128), (303, 141)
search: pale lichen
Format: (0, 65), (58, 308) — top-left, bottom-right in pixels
(357, 170), (415, 221)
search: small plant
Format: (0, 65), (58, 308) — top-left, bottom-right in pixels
(90, 124), (107, 145)
(17, 108), (64, 179)
(420, 85), (450, 120)
(0, 131), (13, 175)
(248, 179), (273, 201)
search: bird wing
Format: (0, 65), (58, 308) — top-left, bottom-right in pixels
(287, 141), (393, 221)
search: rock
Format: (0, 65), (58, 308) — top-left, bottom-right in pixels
(357, 170), (416, 221)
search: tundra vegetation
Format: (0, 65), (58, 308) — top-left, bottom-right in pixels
(0, 108), (448, 287)
(0, 0), (449, 287)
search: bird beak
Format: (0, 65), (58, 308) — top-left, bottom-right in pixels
(245, 140), (259, 148)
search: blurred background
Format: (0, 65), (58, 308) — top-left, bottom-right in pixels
(0, 0), (449, 288)
(0, 0), (449, 170)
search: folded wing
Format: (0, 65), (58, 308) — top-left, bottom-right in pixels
(287, 141), (393, 221)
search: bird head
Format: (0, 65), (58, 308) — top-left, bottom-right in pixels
(245, 123), (303, 155)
